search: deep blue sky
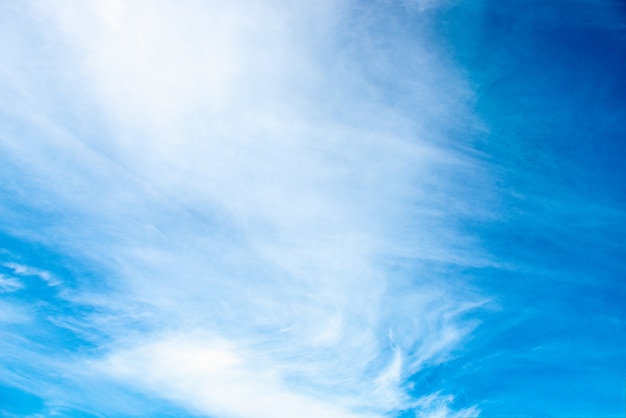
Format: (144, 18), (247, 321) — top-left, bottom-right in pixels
(432, 0), (626, 415)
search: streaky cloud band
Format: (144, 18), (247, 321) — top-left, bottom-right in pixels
(0, 1), (489, 416)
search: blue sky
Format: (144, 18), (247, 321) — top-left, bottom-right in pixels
(1, 1), (625, 417)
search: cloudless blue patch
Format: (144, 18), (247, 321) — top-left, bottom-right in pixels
(406, 0), (626, 416)
(0, 384), (44, 416)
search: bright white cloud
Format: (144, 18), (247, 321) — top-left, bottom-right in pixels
(0, 0), (491, 416)
(97, 332), (381, 418)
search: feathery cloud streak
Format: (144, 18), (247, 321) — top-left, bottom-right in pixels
(0, 1), (488, 416)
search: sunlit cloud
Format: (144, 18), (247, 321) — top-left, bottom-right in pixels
(0, 1), (494, 416)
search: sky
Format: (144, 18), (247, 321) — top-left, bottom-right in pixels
(0, 0), (625, 417)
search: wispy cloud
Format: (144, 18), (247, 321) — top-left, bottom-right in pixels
(0, 1), (491, 416)
(2, 262), (59, 287)
(0, 274), (23, 293)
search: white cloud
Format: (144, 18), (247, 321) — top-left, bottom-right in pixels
(0, 274), (23, 292)
(2, 262), (60, 287)
(97, 332), (380, 418)
(0, 0), (490, 416)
